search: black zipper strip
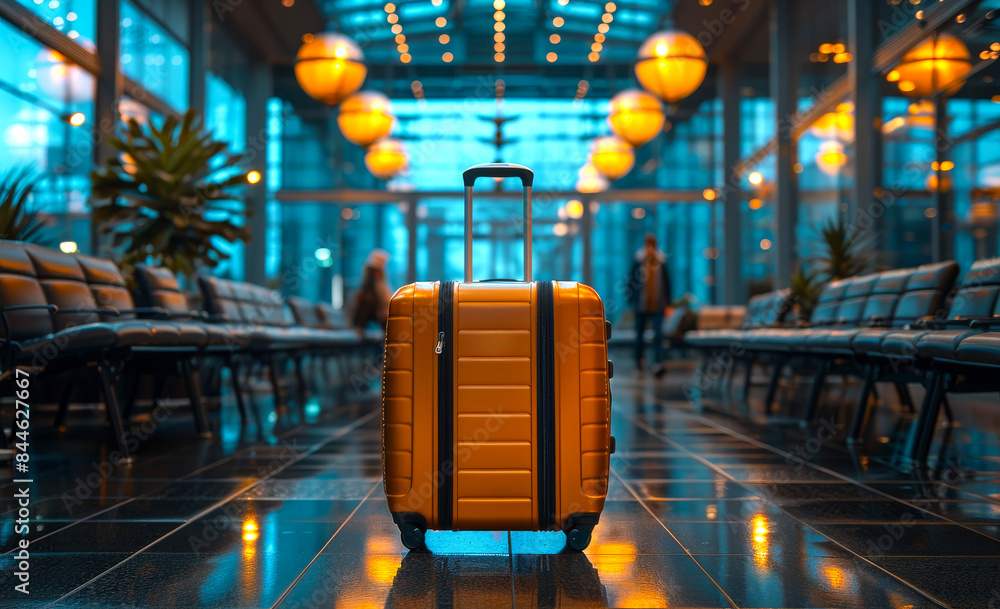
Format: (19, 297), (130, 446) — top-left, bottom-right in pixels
(536, 280), (557, 529)
(437, 281), (455, 530)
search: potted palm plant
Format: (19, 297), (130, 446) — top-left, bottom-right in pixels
(791, 216), (876, 323)
(0, 167), (48, 243)
(90, 110), (252, 280)
(811, 216), (873, 281)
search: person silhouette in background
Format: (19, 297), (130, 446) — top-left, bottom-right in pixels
(351, 248), (392, 335)
(627, 233), (672, 376)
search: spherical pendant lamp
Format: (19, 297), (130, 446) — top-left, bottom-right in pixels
(608, 89), (666, 147)
(815, 141), (847, 176)
(589, 136), (635, 181)
(338, 91), (394, 147)
(635, 30), (707, 103)
(294, 33), (367, 105)
(809, 103), (854, 141)
(576, 163), (610, 194)
(365, 138), (408, 180)
(894, 32), (971, 98)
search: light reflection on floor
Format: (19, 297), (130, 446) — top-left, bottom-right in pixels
(9, 363), (1000, 607)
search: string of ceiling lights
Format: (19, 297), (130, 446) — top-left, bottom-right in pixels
(494, 0), (506, 62)
(433, 1), (453, 63)
(589, 2), (615, 63)
(384, 3), (411, 64)
(548, 0), (565, 63)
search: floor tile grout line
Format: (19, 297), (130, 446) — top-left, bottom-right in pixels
(2, 403), (352, 555)
(628, 412), (952, 609)
(676, 399), (1000, 539)
(43, 408), (379, 607)
(268, 481), (380, 609)
(610, 467), (738, 609)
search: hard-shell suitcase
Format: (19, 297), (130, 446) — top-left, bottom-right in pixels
(381, 163), (614, 551)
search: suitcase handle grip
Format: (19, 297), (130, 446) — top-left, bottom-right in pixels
(462, 163), (533, 187)
(462, 163), (533, 283)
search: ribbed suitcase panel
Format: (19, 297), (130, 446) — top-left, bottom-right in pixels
(383, 282), (440, 525)
(383, 285), (415, 498)
(553, 282), (610, 527)
(452, 282), (537, 529)
(577, 285), (611, 499)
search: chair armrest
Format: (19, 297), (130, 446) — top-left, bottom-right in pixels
(115, 307), (169, 318)
(57, 306), (120, 317)
(912, 316), (986, 330)
(1, 304), (58, 313)
(968, 318), (1000, 329)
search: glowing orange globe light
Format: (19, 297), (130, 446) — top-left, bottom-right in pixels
(816, 141), (848, 176)
(894, 32), (971, 98)
(294, 33), (367, 105)
(608, 89), (665, 147)
(589, 136), (635, 181)
(576, 163), (609, 193)
(365, 138), (408, 180)
(809, 102), (854, 141)
(635, 30), (707, 103)
(338, 91), (394, 147)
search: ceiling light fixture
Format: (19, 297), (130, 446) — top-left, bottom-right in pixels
(494, 5), (506, 60)
(584, 2), (616, 64)
(385, 4), (412, 64)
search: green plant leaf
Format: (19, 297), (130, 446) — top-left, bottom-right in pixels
(91, 109), (252, 280)
(0, 166), (50, 244)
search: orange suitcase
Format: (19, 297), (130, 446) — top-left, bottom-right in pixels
(381, 163), (614, 552)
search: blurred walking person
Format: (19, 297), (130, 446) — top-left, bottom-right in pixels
(352, 248), (392, 335)
(627, 233), (672, 375)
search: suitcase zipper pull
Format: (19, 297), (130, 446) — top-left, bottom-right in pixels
(435, 331), (445, 355)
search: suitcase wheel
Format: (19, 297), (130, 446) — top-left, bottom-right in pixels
(398, 523), (426, 550)
(566, 527), (593, 552)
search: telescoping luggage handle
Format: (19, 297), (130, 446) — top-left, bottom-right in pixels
(462, 163), (534, 283)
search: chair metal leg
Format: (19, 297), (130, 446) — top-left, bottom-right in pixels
(122, 370), (146, 420)
(227, 359), (249, 424)
(335, 353), (349, 405)
(941, 394), (954, 423)
(293, 356), (309, 416)
(724, 357), (738, 403)
(895, 382), (915, 413)
(848, 363), (878, 442)
(268, 355), (286, 414)
(763, 360), (784, 416)
(742, 356), (755, 403)
(913, 373), (948, 465)
(96, 360), (132, 464)
(180, 359), (212, 439)
(55, 381), (75, 430)
(802, 358), (831, 424)
(903, 372), (943, 464)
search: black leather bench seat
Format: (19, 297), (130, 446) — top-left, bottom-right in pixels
(955, 332), (1000, 366)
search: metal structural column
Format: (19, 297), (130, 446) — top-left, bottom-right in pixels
(848, 0), (881, 236)
(92, 0), (121, 255)
(720, 62), (742, 304)
(934, 99), (954, 261)
(581, 200), (594, 286)
(188, 1), (207, 115)
(243, 64), (272, 285)
(771, 0), (798, 289)
(405, 199), (418, 284)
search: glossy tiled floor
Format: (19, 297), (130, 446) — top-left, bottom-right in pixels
(4, 362), (1000, 607)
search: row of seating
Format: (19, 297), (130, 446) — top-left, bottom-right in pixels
(0, 240), (381, 463)
(686, 257), (1000, 464)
